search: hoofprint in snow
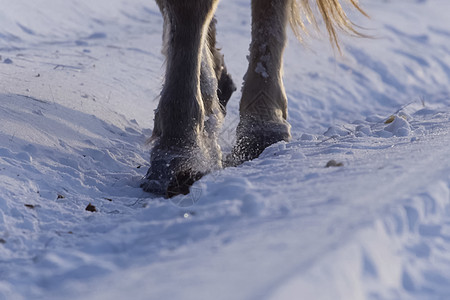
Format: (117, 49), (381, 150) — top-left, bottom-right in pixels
(1, 0), (450, 300)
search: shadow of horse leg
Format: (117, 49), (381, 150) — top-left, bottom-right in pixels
(230, 0), (291, 165)
(142, 0), (221, 198)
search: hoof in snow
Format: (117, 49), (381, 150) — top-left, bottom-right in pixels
(166, 170), (203, 198)
(141, 148), (205, 198)
(228, 117), (291, 166)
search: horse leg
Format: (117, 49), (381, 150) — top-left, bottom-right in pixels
(142, 0), (220, 197)
(201, 17), (237, 168)
(231, 0), (291, 164)
(207, 17), (236, 113)
(153, 16), (235, 170)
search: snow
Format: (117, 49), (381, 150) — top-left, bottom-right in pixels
(1, 0), (450, 299)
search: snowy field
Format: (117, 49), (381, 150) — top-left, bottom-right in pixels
(1, 0), (450, 299)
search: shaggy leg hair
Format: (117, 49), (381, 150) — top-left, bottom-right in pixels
(231, 0), (292, 164)
(143, 0), (223, 197)
(144, 0), (366, 196)
(230, 0), (366, 164)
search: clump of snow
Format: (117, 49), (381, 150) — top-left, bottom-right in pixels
(384, 115), (412, 137)
(324, 126), (350, 137)
(300, 133), (316, 140)
(255, 61), (269, 78)
(355, 124), (372, 137)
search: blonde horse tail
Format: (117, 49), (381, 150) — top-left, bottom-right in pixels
(289, 0), (369, 51)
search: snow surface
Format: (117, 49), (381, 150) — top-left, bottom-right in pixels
(1, 0), (450, 299)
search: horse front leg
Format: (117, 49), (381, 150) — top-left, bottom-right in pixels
(231, 0), (291, 164)
(142, 0), (220, 198)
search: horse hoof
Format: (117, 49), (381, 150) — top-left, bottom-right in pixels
(229, 118), (291, 166)
(166, 170), (203, 198)
(141, 148), (206, 198)
(217, 68), (236, 113)
(141, 157), (172, 196)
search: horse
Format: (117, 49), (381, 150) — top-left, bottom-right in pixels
(142, 0), (367, 198)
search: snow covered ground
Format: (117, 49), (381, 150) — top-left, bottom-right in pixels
(1, 0), (450, 299)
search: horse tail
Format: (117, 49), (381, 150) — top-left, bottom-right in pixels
(289, 0), (369, 51)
